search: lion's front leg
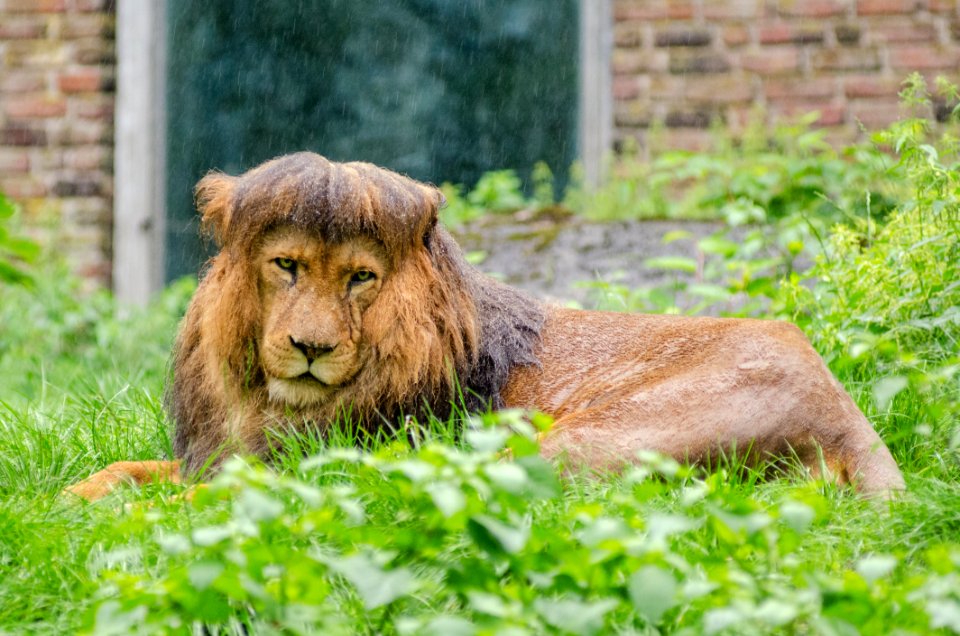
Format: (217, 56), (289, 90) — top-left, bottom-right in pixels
(63, 460), (182, 501)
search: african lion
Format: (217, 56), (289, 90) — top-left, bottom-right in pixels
(66, 152), (904, 500)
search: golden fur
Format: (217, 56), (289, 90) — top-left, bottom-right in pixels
(66, 152), (904, 500)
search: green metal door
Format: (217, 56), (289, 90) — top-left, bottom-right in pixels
(165, 0), (579, 281)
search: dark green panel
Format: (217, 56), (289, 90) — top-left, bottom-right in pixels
(165, 0), (579, 281)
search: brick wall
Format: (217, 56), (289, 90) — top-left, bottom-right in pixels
(612, 0), (960, 153)
(0, 0), (115, 285)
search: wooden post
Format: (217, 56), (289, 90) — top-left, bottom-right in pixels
(113, 0), (167, 304)
(579, 0), (613, 189)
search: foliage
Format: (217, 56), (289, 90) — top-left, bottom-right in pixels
(0, 192), (40, 286)
(567, 113), (901, 225)
(78, 421), (960, 635)
(1, 76), (959, 635)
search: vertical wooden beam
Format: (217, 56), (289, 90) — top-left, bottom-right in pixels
(114, 0), (167, 304)
(579, 0), (613, 188)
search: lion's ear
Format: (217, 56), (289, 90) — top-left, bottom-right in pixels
(195, 172), (237, 246)
(419, 185), (445, 249)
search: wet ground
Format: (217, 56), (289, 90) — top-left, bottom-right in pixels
(453, 213), (726, 306)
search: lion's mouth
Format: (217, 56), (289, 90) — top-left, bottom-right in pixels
(296, 371), (329, 386)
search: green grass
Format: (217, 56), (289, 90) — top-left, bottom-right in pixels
(1, 75), (958, 634)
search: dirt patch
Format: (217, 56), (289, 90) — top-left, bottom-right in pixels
(454, 215), (726, 305)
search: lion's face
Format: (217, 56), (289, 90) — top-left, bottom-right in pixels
(256, 225), (390, 407)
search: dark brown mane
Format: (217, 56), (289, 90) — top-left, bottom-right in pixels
(169, 152), (544, 474)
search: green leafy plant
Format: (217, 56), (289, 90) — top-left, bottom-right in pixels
(0, 192), (40, 285)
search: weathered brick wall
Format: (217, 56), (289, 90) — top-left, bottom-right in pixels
(0, 0), (115, 284)
(613, 0), (960, 153)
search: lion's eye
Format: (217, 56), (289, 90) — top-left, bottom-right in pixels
(349, 270), (375, 285)
(275, 257), (297, 273)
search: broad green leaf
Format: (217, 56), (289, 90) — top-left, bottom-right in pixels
(779, 501), (815, 534)
(928, 599), (960, 632)
(420, 616), (477, 636)
(188, 561), (224, 591)
(93, 601), (148, 636)
(427, 482), (466, 518)
(329, 553), (419, 610)
(704, 607), (746, 635)
(643, 256), (697, 273)
(392, 459), (436, 482)
(468, 515), (529, 554)
(697, 235), (738, 257)
(236, 488), (284, 522)
(465, 428), (509, 453)
(662, 229), (693, 244)
(192, 525), (233, 546)
(484, 462), (529, 494)
(628, 565), (677, 624)
(856, 554), (897, 584)
(467, 591), (511, 617)
(873, 376), (908, 410)
(754, 599), (798, 626)
(534, 597), (618, 636)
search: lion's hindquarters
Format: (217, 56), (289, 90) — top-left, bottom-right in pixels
(533, 317), (904, 495)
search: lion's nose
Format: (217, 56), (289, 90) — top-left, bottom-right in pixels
(290, 336), (337, 361)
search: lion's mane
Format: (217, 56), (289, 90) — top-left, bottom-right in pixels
(169, 153), (544, 474)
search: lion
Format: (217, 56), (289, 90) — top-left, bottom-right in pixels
(65, 152), (904, 500)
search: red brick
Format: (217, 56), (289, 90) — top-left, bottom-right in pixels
(928, 0), (958, 12)
(613, 50), (669, 74)
(73, 95), (114, 119)
(777, 0), (845, 17)
(63, 146), (110, 171)
(0, 70), (46, 93)
(75, 0), (112, 10)
(851, 100), (904, 126)
(665, 108), (718, 127)
(742, 48), (801, 74)
(74, 38), (114, 65)
(0, 150), (31, 173)
(857, 0), (926, 14)
(685, 75), (755, 103)
(0, 125), (46, 146)
(649, 76), (686, 99)
(613, 76), (643, 100)
(723, 24), (751, 46)
(62, 198), (110, 225)
(836, 24), (863, 44)
(759, 22), (825, 44)
(52, 177), (104, 198)
(726, 105), (767, 130)
(0, 177), (47, 199)
(773, 101), (846, 125)
(0, 15), (47, 38)
(3, 0), (66, 12)
(61, 120), (112, 145)
(5, 95), (67, 118)
(890, 44), (960, 69)
(868, 19), (937, 42)
(812, 48), (883, 70)
(703, 0), (759, 19)
(58, 67), (103, 93)
(669, 51), (732, 74)
(765, 77), (837, 99)
(658, 128), (715, 152)
(614, 101), (653, 127)
(614, 21), (644, 48)
(844, 75), (903, 97)
(655, 28), (713, 47)
(62, 14), (113, 39)
(4, 40), (68, 66)
(614, 0), (694, 20)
